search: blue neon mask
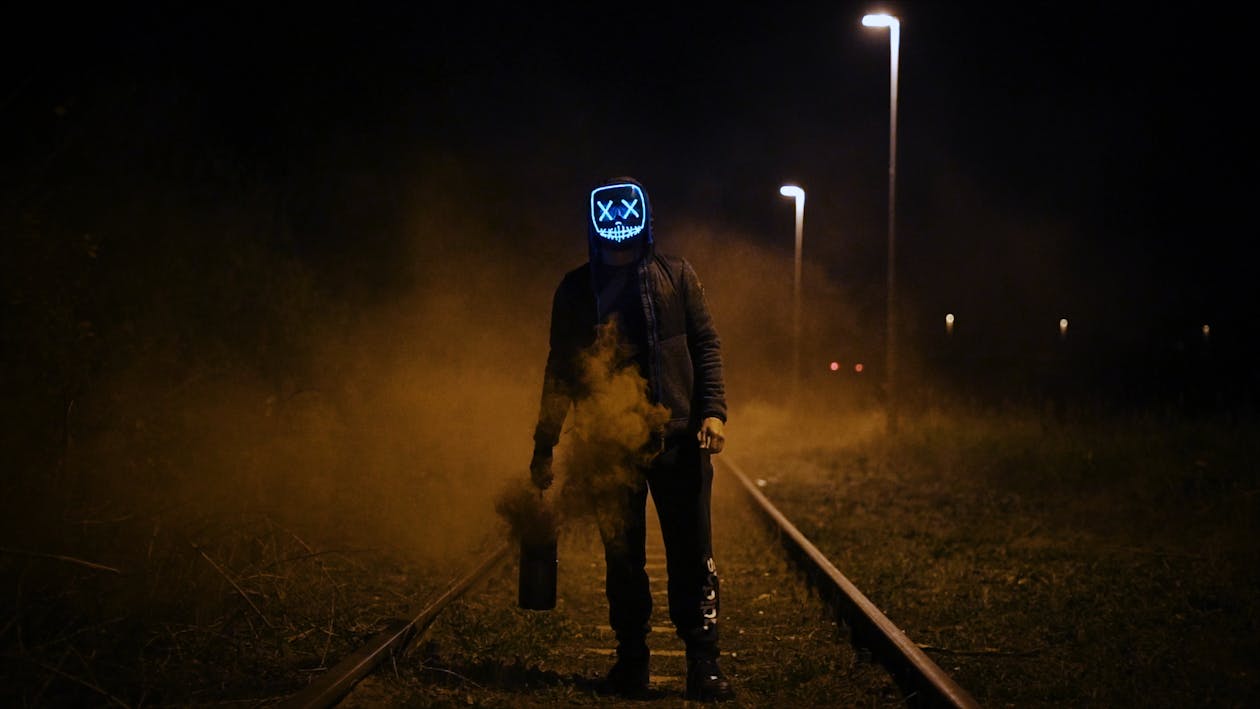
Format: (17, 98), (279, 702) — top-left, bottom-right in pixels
(590, 182), (648, 244)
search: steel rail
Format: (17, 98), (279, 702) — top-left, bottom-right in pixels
(279, 542), (511, 709)
(717, 456), (981, 709)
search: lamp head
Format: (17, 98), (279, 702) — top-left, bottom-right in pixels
(779, 185), (805, 200)
(862, 13), (899, 28)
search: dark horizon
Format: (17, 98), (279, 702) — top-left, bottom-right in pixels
(5, 2), (1257, 411)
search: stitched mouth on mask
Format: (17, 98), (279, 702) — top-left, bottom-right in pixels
(597, 224), (642, 241)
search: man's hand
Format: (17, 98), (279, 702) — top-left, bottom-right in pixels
(529, 452), (554, 490)
(697, 417), (725, 454)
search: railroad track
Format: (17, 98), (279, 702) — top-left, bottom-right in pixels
(279, 457), (979, 708)
(717, 456), (979, 709)
(279, 543), (511, 709)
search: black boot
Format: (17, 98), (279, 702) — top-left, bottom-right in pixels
(596, 651), (650, 697)
(685, 655), (734, 702)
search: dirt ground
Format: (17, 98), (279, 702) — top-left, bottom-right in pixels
(344, 457), (903, 707)
(17, 402), (1250, 707)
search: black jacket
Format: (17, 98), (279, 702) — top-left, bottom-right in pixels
(533, 185), (726, 457)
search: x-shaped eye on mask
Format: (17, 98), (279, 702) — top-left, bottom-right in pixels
(596, 199), (640, 222)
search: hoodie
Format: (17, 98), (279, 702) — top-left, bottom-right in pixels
(533, 177), (726, 458)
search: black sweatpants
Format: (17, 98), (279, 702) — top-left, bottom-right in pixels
(598, 434), (720, 661)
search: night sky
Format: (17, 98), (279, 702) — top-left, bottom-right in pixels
(7, 2), (1257, 400)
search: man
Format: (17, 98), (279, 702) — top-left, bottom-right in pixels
(529, 176), (733, 701)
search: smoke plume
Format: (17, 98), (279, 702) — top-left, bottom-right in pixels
(493, 477), (558, 547)
(558, 319), (669, 535)
(494, 318), (668, 544)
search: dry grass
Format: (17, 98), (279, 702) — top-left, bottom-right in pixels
(735, 400), (1260, 708)
(7, 388), (1254, 707)
(0, 500), (449, 707)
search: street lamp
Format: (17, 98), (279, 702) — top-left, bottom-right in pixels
(862, 12), (901, 433)
(780, 184), (806, 404)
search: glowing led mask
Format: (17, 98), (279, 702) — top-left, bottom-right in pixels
(590, 183), (647, 243)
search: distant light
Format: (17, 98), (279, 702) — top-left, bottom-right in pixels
(1059, 318), (1069, 338)
(862, 13), (899, 28)
(779, 185), (805, 199)
(1202, 324), (1211, 337)
(829, 361), (840, 372)
(854, 363), (864, 373)
(945, 313), (955, 325)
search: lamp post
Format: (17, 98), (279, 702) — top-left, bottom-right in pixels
(780, 184), (806, 404)
(862, 12), (901, 433)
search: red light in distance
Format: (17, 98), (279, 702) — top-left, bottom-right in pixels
(854, 363), (864, 373)
(829, 361), (840, 371)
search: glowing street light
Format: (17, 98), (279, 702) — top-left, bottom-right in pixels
(1059, 318), (1069, 340)
(945, 312), (955, 336)
(862, 12), (899, 29)
(863, 12), (901, 433)
(780, 184), (806, 403)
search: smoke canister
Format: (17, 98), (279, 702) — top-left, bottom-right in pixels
(518, 537), (557, 610)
